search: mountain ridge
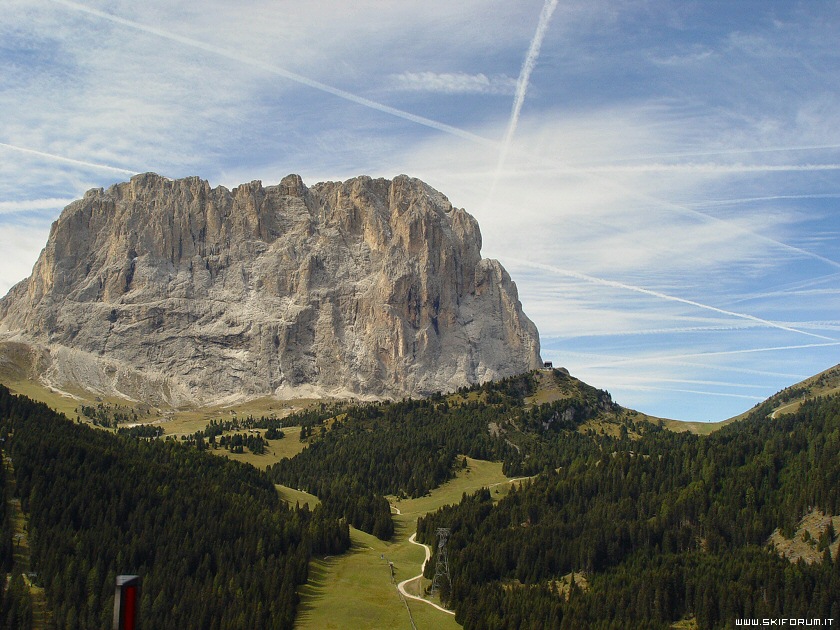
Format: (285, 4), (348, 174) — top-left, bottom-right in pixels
(0, 172), (542, 405)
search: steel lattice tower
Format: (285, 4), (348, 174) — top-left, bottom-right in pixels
(430, 527), (451, 596)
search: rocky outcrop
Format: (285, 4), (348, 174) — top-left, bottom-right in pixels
(0, 173), (541, 405)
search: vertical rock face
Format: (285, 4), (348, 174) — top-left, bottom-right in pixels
(0, 173), (542, 405)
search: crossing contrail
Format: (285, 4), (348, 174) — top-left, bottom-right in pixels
(508, 257), (837, 341)
(48, 1), (840, 274)
(0, 142), (136, 176)
(486, 0), (559, 206)
(49, 0), (496, 148)
(496, 0), (559, 176)
(510, 157), (840, 270)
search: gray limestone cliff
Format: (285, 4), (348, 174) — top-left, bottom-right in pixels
(0, 173), (542, 405)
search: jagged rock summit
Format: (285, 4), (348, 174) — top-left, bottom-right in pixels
(0, 173), (542, 405)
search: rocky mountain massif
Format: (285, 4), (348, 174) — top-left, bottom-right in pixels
(0, 173), (541, 405)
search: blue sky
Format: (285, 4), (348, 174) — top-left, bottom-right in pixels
(1, 0), (839, 421)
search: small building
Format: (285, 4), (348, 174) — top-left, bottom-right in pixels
(543, 361), (553, 369)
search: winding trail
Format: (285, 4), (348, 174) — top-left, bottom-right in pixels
(396, 534), (456, 616)
(488, 475), (531, 488)
(391, 473), (531, 618)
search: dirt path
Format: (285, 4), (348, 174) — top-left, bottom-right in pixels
(488, 475), (531, 488)
(396, 533), (456, 616)
(391, 472), (532, 620)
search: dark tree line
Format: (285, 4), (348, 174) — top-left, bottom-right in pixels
(0, 452), (33, 629)
(0, 385), (350, 630)
(77, 402), (148, 428)
(117, 425), (164, 439)
(179, 417), (285, 454)
(216, 432), (269, 454)
(201, 415), (288, 438)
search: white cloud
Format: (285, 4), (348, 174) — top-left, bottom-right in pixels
(648, 47), (714, 66)
(0, 221), (52, 295)
(2, 0), (839, 421)
(389, 71), (517, 95)
(0, 197), (76, 214)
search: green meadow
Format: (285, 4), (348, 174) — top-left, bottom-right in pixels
(282, 456), (527, 629)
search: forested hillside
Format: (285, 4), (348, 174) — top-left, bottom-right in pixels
(0, 385), (350, 630)
(417, 394), (840, 629)
(267, 370), (635, 539)
(2, 366), (838, 629)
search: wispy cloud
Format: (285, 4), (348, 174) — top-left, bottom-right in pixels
(547, 162), (840, 174)
(47, 0), (496, 147)
(3, 0), (839, 422)
(620, 386), (765, 402)
(689, 193), (840, 208)
(583, 342), (840, 368)
(0, 221), (53, 295)
(648, 48), (714, 66)
(389, 71), (516, 95)
(554, 349), (807, 381)
(0, 197), (76, 215)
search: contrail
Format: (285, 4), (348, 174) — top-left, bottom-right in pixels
(508, 257), (837, 341)
(497, 0), (559, 174)
(733, 287), (840, 300)
(533, 159), (840, 270)
(589, 143), (840, 165)
(689, 193), (840, 208)
(50, 1), (840, 274)
(486, 0), (559, 205)
(728, 274), (840, 305)
(547, 348), (808, 379)
(618, 377), (770, 390)
(549, 162), (840, 174)
(541, 323), (763, 340)
(0, 142), (136, 176)
(49, 0), (496, 148)
(582, 341), (840, 368)
(618, 385), (765, 401)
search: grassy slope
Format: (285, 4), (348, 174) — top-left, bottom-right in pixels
(275, 484), (321, 510)
(10, 341), (836, 438)
(287, 457), (527, 630)
(611, 363), (840, 435)
(527, 369), (673, 438)
(725, 363), (840, 425)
